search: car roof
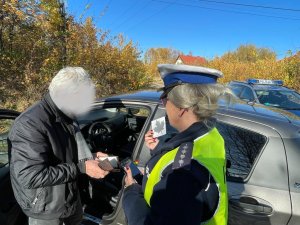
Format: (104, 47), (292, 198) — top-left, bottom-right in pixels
(218, 100), (300, 138)
(229, 81), (294, 92)
(97, 90), (300, 138)
(101, 90), (162, 104)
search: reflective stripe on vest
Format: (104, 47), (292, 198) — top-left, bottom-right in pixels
(144, 128), (228, 225)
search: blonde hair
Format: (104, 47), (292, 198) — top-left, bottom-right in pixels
(168, 83), (232, 121)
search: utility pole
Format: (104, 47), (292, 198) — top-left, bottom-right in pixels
(58, 0), (67, 66)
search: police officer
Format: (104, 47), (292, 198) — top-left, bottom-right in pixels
(123, 64), (230, 225)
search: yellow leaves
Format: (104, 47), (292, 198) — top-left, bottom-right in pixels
(64, 20), (150, 96)
(143, 47), (181, 78)
(207, 50), (300, 92)
(7, 1), (300, 112)
(0, 54), (11, 61)
(2, 1), (26, 21)
(15, 10), (25, 19)
(221, 45), (276, 63)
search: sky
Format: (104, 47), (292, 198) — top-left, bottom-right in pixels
(65, 0), (300, 60)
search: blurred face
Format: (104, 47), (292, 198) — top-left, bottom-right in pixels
(52, 82), (96, 118)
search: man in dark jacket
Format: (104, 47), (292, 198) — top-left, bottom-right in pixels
(8, 67), (109, 225)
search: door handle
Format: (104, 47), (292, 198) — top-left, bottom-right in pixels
(229, 196), (273, 215)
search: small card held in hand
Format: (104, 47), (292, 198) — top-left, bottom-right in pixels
(151, 117), (166, 138)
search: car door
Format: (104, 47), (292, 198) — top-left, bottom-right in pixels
(77, 100), (159, 225)
(0, 109), (27, 225)
(216, 114), (292, 225)
(101, 101), (177, 225)
(284, 136), (300, 225)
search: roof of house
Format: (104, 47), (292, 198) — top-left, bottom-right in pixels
(176, 55), (207, 65)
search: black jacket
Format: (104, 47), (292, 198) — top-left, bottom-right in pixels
(122, 121), (219, 225)
(8, 93), (81, 219)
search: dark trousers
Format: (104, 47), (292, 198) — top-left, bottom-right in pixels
(28, 200), (83, 225)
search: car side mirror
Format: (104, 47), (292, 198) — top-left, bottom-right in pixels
(247, 101), (255, 106)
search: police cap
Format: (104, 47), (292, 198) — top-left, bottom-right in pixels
(158, 64), (223, 99)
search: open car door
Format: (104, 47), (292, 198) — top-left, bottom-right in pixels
(76, 101), (160, 225)
(0, 109), (27, 225)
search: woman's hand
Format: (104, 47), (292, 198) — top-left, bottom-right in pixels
(144, 130), (159, 150)
(124, 166), (136, 187)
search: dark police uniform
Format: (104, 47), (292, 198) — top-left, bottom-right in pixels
(122, 64), (228, 225)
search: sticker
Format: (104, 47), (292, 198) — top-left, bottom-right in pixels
(151, 117), (166, 138)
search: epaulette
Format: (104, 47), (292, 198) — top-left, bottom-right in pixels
(172, 142), (193, 170)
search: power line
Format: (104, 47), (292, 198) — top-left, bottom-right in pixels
(152, 0), (300, 21)
(123, 0), (176, 32)
(112, 1), (152, 31)
(104, 0), (114, 12)
(192, 0), (300, 12)
(109, 0), (139, 27)
(99, 0), (114, 18)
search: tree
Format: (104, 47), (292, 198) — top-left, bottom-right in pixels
(207, 44), (290, 85)
(144, 47), (182, 77)
(222, 44), (276, 63)
(280, 51), (300, 91)
(66, 18), (151, 97)
(0, 1), (150, 110)
(0, 0), (41, 106)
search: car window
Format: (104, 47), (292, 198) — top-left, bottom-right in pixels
(216, 121), (267, 180)
(229, 85), (244, 97)
(137, 106), (178, 166)
(256, 90), (300, 109)
(240, 87), (255, 101)
(0, 119), (14, 167)
(78, 105), (151, 158)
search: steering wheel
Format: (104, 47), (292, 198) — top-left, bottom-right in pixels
(88, 121), (112, 150)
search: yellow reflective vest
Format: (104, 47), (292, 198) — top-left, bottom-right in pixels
(144, 127), (228, 225)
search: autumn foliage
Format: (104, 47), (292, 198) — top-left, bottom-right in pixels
(1, 1), (299, 112)
(207, 46), (300, 92)
(143, 45), (300, 92)
(0, 0), (151, 111)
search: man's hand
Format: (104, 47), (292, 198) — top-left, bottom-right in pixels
(93, 151), (108, 159)
(85, 160), (109, 179)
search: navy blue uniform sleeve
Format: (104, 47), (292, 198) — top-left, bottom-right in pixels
(123, 167), (208, 225)
(122, 184), (151, 225)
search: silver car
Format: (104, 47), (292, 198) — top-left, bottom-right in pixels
(0, 91), (299, 225)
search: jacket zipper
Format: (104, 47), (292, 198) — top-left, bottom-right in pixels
(32, 189), (44, 205)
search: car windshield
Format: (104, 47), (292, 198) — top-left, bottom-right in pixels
(255, 89), (300, 110)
